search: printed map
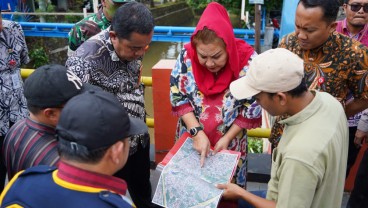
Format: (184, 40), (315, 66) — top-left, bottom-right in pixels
(152, 135), (240, 208)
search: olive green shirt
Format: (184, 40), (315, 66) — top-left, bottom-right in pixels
(267, 91), (348, 208)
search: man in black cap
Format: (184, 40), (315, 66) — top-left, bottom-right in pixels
(0, 90), (147, 208)
(2, 64), (94, 180)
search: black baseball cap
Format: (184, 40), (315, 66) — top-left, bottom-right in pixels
(24, 64), (94, 108)
(56, 90), (148, 151)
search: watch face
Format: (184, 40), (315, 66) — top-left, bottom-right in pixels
(190, 128), (197, 136)
(190, 127), (202, 136)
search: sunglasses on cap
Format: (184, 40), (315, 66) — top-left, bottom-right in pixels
(347, 3), (368, 13)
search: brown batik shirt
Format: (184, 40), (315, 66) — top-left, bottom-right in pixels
(269, 31), (368, 147)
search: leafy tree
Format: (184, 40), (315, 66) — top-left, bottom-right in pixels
(186, 0), (283, 16)
(29, 47), (49, 68)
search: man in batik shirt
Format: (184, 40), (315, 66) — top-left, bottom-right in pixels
(269, 0), (368, 148)
(66, 3), (156, 208)
(67, 0), (132, 56)
(336, 1), (368, 207)
(336, 0), (368, 181)
(0, 10), (29, 190)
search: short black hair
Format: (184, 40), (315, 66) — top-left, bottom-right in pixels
(286, 77), (308, 97)
(298, 0), (340, 24)
(111, 2), (155, 40)
(267, 78), (308, 98)
(57, 136), (109, 164)
(27, 104), (43, 115)
(27, 103), (64, 115)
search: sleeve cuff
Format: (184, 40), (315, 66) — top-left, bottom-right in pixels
(234, 115), (262, 129)
(172, 103), (193, 117)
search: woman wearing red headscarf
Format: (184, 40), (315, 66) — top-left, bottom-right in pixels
(170, 2), (261, 189)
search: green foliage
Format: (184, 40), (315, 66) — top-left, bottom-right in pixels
(29, 47), (49, 68)
(248, 137), (263, 153)
(65, 15), (82, 23)
(35, 0), (57, 22)
(65, 0), (87, 23)
(186, 0), (283, 16)
(263, 0), (283, 12)
(70, 0), (86, 10)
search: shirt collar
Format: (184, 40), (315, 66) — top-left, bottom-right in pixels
(341, 18), (349, 33)
(279, 91), (321, 126)
(103, 27), (120, 62)
(26, 117), (56, 135)
(56, 161), (127, 195)
(341, 18), (368, 37)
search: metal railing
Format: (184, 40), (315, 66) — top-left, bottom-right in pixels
(18, 22), (266, 45)
(20, 69), (270, 138)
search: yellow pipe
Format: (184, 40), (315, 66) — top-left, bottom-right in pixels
(146, 118), (154, 128)
(21, 68), (152, 86)
(247, 128), (271, 138)
(21, 68), (154, 126)
(21, 69), (271, 138)
(21, 68), (34, 79)
(141, 76), (152, 86)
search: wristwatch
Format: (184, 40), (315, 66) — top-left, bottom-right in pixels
(189, 126), (203, 137)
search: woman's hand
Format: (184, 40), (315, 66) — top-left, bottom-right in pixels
(213, 136), (232, 154)
(192, 130), (210, 167)
(354, 129), (368, 147)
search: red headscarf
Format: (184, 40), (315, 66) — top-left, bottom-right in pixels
(185, 2), (254, 96)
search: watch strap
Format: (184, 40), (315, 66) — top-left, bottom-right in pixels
(189, 126), (203, 137)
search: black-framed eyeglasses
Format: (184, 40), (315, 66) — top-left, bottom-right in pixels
(347, 3), (368, 13)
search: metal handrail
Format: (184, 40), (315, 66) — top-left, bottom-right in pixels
(21, 68), (154, 128)
(20, 68), (270, 138)
(18, 22), (266, 45)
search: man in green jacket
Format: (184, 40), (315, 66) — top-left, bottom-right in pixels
(67, 0), (132, 56)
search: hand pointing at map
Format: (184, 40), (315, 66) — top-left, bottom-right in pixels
(192, 130), (211, 167)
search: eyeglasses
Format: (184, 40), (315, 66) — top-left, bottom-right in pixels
(347, 4), (368, 13)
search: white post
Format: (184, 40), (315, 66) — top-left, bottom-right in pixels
(241, 0), (245, 21)
(83, 7), (87, 18)
(93, 0), (99, 13)
(38, 0), (46, 23)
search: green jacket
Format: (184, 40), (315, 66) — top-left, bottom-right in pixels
(67, 6), (110, 56)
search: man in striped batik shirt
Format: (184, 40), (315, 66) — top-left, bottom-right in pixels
(2, 64), (93, 181)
